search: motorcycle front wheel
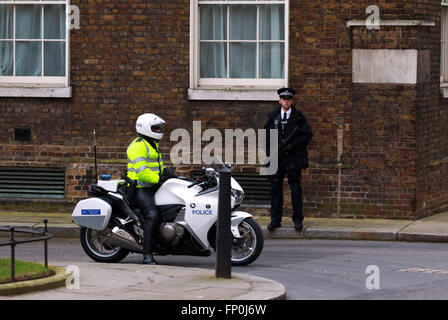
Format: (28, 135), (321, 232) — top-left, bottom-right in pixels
(80, 227), (129, 263)
(231, 218), (264, 266)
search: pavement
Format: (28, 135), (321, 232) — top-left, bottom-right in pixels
(2, 210), (448, 243)
(1, 262), (285, 300)
(1, 210), (448, 299)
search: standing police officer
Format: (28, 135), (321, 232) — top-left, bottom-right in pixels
(264, 88), (313, 232)
(126, 113), (175, 265)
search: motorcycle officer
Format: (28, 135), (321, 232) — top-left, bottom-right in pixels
(264, 88), (313, 232)
(126, 113), (176, 265)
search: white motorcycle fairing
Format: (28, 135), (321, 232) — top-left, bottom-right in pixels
(230, 211), (253, 238)
(154, 177), (252, 249)
(154, 178), (193, 206)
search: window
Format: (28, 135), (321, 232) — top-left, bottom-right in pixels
(441, 2), (448, 97)
(190, 0), (288, 90)
(442, 2), (448, 82)
(0, 0), (69, 87)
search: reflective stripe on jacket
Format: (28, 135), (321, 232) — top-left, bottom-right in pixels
(126, 137), (165, 187)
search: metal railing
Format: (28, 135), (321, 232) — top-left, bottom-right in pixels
(0, 219), (53, 283)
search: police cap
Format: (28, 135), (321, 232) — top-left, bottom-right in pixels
(277, 87), (296, 99)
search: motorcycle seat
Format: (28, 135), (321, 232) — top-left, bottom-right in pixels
(117, 189), (133, 206)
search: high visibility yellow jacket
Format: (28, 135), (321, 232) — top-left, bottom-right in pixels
(126, 137), (165, 187)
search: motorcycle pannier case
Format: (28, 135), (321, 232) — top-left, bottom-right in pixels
(72, 198), (112, 231)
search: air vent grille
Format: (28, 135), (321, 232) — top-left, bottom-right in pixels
(233, 174), (270, 204)
(0, 167), (65, 199)
(192, 172), (270, 204)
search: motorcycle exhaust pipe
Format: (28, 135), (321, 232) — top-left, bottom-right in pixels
(106, 227), (143, 253)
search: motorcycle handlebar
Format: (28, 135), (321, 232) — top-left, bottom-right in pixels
(187, 174), (217, 189)
(188, 178), (202, 188)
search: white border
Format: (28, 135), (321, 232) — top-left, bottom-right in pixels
(0, 0), (71, 95)
(190, 0), (288, 99)
(441, 4), (448, 93)
(0, 86), (72, 97)
(188, 88), (277, 100)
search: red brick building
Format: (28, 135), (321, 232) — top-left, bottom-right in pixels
(0, 0), (447, 219)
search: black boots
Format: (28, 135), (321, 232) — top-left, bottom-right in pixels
(142, 226), (158, 265)
(267, 222), (281, 232)
(143, 253), (158, 265)
(294, 222), (303, 232)
(142, 239), (158, 265)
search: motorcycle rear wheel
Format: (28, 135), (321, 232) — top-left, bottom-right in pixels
(231, 218), (264, 266)
(80, 227), (129, 263)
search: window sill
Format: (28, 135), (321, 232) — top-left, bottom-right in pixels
(441, 83), (448, 98)
(0, 86), (72, 98)
(188, 88), (278, 101)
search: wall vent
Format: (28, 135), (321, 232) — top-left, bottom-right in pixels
(0, 167), (65, 199)
(233, 174), (270, 204)
(14, 127), (31, 141)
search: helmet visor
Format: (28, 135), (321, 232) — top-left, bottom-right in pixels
(151, 125), (163, 133)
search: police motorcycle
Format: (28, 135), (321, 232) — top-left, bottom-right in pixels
(72, 159), (264, 266)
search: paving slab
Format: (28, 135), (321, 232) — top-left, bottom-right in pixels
(2, 211), (448, 243)
(304, 218), (412, 241)
(255, 216), (413, 241)
(0, 262), (286, 300)
(398, 212), (448, 242)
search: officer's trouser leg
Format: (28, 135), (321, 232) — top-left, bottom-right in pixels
(135, 188), (159, 265)
(290, 181), (303, 224)
(270, 166), (286, 226)
(288, 169), (303, 224)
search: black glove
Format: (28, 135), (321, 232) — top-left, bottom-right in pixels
(158, 174), (168, 185)
(268, 172), (281, 183)
(280, 144), (293, 158)
(164, 167), (178, 179)
(124, 177), (137, 198)
(158, 167), (177, 185)
(286, 165), (301, 183)
(280, 148), (289, 158)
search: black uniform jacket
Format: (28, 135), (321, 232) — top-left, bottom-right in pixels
(264, 105), (313, 169)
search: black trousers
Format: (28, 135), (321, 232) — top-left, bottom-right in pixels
(269, 165), (303, 226)
(135, 188), (159, 254)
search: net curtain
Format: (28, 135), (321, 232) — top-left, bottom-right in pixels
(0, 4), (65, 77)
(199, 4), (284, 79)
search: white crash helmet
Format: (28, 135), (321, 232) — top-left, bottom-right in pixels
(135, 113), (166, 141)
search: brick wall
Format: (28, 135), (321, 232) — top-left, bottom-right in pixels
(0, 0), (447, 219)
(415, 0), (448, 217)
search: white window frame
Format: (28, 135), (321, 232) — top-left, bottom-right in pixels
(441, 1), (448, 97)
(189, 0), (288, 98)
(0, 0), (71, 97)
(441, 2), (448, 81)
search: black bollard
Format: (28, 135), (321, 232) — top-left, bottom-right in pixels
(10, 227), (16, 282)
(215, 165), (232, 279)
(43, 219), (48, 268)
